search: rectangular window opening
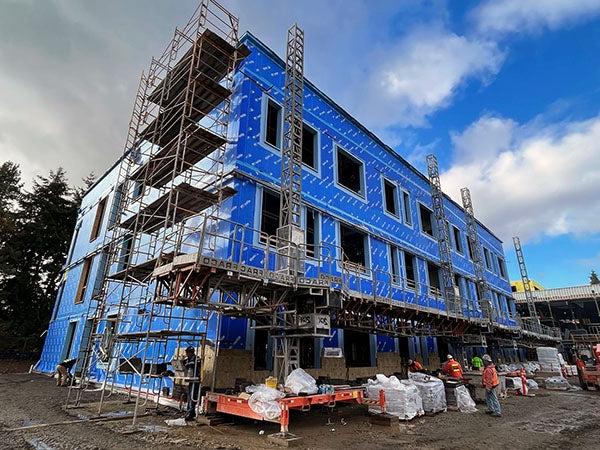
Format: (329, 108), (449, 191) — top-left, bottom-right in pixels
(260, 190), (280, 243)
(336, 147), (364, 196)
(427, 262), (441, 295)
(344, 330), (372, 367)
(265, 99), (282, 148)
(389, 245), (400, 283)
(75, 257), (93, 304)
(90, 197), (108, 241)
(419, 204), (435, 238)
(340, 223), (367, 269)
(402, 191), (412, 225)
(305, 207), (318, 258)
(299, 337), (316, 369)
(498, 257), (507, 279)
(466, 237), (475, 260)
(452, 226), (463, 254)
(383, 179), (398, 216)
(484, 248), (492, 270)
(302, 124), (317, 169)
(253, 326), (269, 371)
(404, 251), (417, 288)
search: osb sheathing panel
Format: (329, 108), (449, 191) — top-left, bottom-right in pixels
(206, 350), (404, 388)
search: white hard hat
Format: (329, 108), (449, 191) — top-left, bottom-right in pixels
(482, 354), (492, 362)
(447, 354), (453, 359)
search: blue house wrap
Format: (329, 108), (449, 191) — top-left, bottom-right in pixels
(37, 32), (517, 378)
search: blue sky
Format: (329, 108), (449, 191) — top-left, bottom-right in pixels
(1, 0), (599, 288)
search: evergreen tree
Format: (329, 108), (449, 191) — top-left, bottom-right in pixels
(73, 171), (96, 206)
(591, 270), (600, 285)
(0, 167), (79, 347)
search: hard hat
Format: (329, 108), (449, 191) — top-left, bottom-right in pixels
(447, 354), (453, 359)
(482, 354), (492, 362)
(408, 359), (414, 364)
(185, 346), (195, 353)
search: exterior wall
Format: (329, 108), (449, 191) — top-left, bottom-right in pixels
(38, 32), (517, 381)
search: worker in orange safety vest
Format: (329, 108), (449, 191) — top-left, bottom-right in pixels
(408, 359), (425, 373)
(482, 354), (502, 417)
(441, 354), (463, 379)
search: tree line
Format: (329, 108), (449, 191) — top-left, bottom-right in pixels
(0, 161), (94, 356)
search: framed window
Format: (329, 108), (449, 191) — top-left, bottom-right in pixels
(498, 257), (507, 279)
(90, 197), (108, 242)
(118, 235), (133, 271)
(383, 178), (398, 217)
(427, 261), (441, 296)
(305, 207), (319, 258)
(132, 180), (144, 200)
(452, 225), (464, 254)
(466, 236), (475, 260)
(302, 124), (318, 170)
(419, 203), (435, 238)
(336, 147), (365, 197)
(260, 189), (280, 243)
(264, 98), (282, 148)
(340, 223), (367, 269)
(403, 251), (417, 289)
(75, 257), (93, 304)
(388, 245), (401, 284)
(108, 183), (124, 228)
(402, 191), (412, 226)
(483, 247), (492, 270)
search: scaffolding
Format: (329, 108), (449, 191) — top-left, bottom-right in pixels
(513, 236), (543, 335)
(66, 0), (245, 423)
(461, 188), (494, 323)
(426, 154), (461, 316)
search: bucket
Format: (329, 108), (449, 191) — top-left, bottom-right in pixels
(265, 376), (277, 389)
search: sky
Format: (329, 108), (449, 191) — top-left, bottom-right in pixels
(1, 0), (599, 288)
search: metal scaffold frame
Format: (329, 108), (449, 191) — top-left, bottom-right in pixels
(66, 0), (245, 423)
(426, 154), (461, 316)
(461, 187), (495, 323)
(513, 236), (542, 333)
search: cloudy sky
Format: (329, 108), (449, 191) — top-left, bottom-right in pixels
(1, 0), (600, 287)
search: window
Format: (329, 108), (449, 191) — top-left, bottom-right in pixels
(419, 204), (435, 238)
(452, 226), (463, 254)
(497, 257), (507, 278)
(344, 330), (372, 367)
(118, 235), (133, 271)
(90, 197), (108, 241)
(402, 191), (412, 225)
(389, 245), (401, 283)
(260, 190), (280, 242)
(483, 248), (492, 270)
(427, 262), (441, 294)
(336, 147), (364, 196)
(305, 207), (319, 258)
(466, 237), (475, 260)
(67, 222), (82, 265)
(383, 179), (398, 216)
(75, 257), (93, 304)
(265, 99), (282, 148)
(302, 124), (317, 169)
(511, 285), (517, 293)
(108, 183), (124, 228)
(340, 223), (366, 268)
(404, 251), (417, 288)
(132, 181), (144, 200)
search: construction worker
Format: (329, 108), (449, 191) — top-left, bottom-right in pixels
(482, 354), (502, 417)
(471, 354), (483, 371)
(183, 346), (201, 421)
(408, 359), (425, 373)
(442, 354), (463, 379)
(55, 357), (77, 386)
(575, 353), (587, 389)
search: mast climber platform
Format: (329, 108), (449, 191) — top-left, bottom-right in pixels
(64, 0), (557, 423)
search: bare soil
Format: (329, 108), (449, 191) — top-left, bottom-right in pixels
(1, 372), (600, 450)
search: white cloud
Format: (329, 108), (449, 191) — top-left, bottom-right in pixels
(354, 27), (504, 127)
(472, 0), (600, 35)
(441, 114), (600, 243)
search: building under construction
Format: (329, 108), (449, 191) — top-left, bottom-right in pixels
(35, 0), (559, 417)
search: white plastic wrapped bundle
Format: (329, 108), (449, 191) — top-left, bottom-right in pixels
(455, 385), (477, 413)
(545, 376), (570, 390)
(506, 376), (524, 393)
(526, 379), (539, 390)
(408, 372), (447, 413)
(366, 374), (424, 420)
(284, 368), (318, 395)
(537, 347), (562, 373)
(245, 385), (285, 420)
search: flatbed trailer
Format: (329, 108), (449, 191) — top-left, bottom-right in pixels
(203, 388), (385, 438)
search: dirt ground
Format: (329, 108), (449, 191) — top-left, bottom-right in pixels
(1, 372), (600, 450)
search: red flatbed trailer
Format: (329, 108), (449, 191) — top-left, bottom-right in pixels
(204, 388), (386, 435)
